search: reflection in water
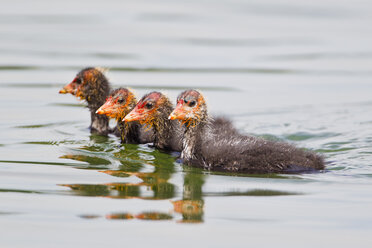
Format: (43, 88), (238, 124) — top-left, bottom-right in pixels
(61, 180), (174, 200)
(60, 136), (176, 200)
(59, 135), (300, 223)
(135, 212), (173, 221)
(59, 154), (111, 167)
(79, 214), (101, 219)
(105, 213), (134, 220)
(100, 170), (131, 177)
(59, 136), (204, 222)
(80, 212), (173, 221)
(172, 199), (204, 223)
(172, 167), (205, 223)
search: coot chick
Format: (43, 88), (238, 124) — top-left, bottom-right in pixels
(96, 88), (153, 144)
(59, 67), (111, 135)
(169, 89), (325, 173)
(124, 91), (182, 151)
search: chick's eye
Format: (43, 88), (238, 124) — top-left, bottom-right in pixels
(75, 78), (82, 84)
(145, 102), (153, 109)
(117, 98), (124, 104)
(189, 100), (196, 107)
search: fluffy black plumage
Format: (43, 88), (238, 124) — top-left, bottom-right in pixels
(170, 89), (325, 173)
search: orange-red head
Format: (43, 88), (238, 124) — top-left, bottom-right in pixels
(96, 88), (136, 121)
(124, 91), (171, 127)
(169, 90), (206, 127)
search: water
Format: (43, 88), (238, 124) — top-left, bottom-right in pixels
(1, 0), (372, 247)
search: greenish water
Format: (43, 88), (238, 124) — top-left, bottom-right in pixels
(1, 0), (372, 247)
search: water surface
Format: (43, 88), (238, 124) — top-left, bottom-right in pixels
(1, 0), (372, 247)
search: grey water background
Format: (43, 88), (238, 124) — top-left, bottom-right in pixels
(1, 0), (372, 247)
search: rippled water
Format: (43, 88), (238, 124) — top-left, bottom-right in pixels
(1, 0), (372, 247)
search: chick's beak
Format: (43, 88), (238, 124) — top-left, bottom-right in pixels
(96, 107), (104, 115)
(123, 108), (142, 122)
(59, 88), (67, 94)
(169, 103), (186, 120)
(59, 81), (76, 94)
(96, 101), (113, 115)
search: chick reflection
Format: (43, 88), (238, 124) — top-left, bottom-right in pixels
(172, 168), (205, 223)
(105, 213), (134, 220)
(81, 212), (173, 221)
(60, 135), (206, 222)
(135, 212), (173, 220)
(60, 141), (177, 200)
